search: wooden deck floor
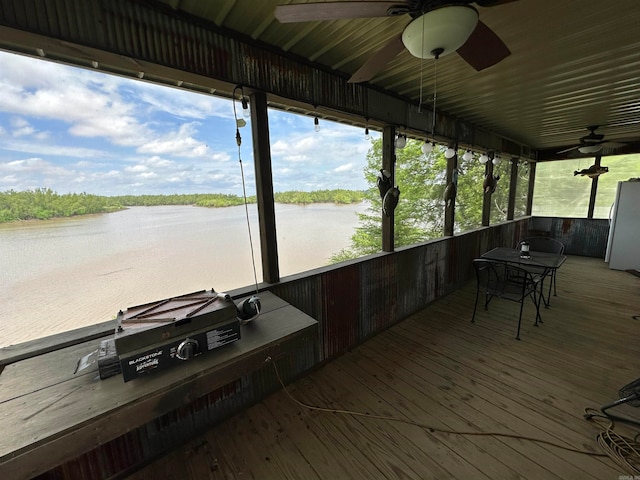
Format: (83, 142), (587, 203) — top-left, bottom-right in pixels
(128, 256), (640, 480)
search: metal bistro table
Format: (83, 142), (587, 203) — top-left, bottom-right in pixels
(481, 247), (567, 307)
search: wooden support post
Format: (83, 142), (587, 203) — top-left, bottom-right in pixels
(526, 161), (536, 216)
(250, 91), (279, 283)
(587, 155), (601, 218)
(507, 158), (518, 220)
(481, 153), (494, 226)
(382, 126), (395, 252)
(443, 144), (457, 236)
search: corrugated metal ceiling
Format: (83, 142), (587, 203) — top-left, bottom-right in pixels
(155, 0), (640, 154)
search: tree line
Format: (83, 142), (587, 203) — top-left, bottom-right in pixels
(0, 188), (364, 223)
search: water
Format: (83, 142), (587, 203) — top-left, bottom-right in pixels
(0, 203), (368, 347)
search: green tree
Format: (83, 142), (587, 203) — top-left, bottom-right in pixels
(331, 138), (524, 263)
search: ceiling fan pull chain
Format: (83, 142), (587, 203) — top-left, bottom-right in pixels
(419, 13), (425, 113)
(431, 56), (438, 141)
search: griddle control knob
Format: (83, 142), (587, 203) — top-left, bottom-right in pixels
(176, 338), (199, 361)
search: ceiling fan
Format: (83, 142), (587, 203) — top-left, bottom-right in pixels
(557, 126), (627, 155)
(273, 1), (520, 83)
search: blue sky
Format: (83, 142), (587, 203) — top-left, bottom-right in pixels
(0, 50), (378, 196)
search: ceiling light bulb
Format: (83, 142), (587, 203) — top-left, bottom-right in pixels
(479, 153), (489, 164)
(421, 141), (433, 154)
(444, 147), (456, 159)
(395, 135), (406, 149)
(462, 150), (473, 162)
(241, 98), (250, 119)
(492, 155), (501, 165)
(314, 116), (320, 132)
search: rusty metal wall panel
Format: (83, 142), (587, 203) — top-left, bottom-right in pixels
(395, 241), (448, 318)
(321, 264), (360, 359)
(528, 217), (609, 257)
(447, 234), (480, 287)
(270, 275), (324, 359)
(359, 255), (397, 339)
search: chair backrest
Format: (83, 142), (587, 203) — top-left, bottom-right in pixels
(517, 237), (565, 255)
(473, 258), (539, 300)
(473, 258), (508, 296)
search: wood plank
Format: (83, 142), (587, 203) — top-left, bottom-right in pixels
(333, 354), (566, 480)
(0, 292), (318, 479)
(358, 334), (616, 479)
(290, 373), (482, 480)
(262, 391), (390, 479)
(0, 319), (115, 367)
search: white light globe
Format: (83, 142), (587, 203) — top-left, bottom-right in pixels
(421, 141), (433, 154)
(402, 6), (479, 59)
(479, 153), (489, 164)
(395, 135), (407, 149)
(462, 150), (473, 162)
(445, 147), (456, 159)
(492, 155), (501, 165)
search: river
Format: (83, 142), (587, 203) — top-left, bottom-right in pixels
(0, 203), (368, 347)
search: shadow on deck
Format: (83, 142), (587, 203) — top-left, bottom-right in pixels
(129, 256), (640, 479)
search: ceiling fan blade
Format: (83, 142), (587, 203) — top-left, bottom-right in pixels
(557, 145), (580, 154)
(456, 20), (510, 71)
(475, 0), (522, 6)
(601, 141), (626, 148)
(348, 34), (404, 83)
(274, 1), (409, 23)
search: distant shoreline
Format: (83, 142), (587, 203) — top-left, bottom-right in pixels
(0, 189), (365, 224)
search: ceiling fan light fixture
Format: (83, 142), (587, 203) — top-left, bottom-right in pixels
(402, 6), (479, 60)
(578, 144), (603, 154)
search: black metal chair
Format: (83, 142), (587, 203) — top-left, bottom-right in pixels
(517, 237), (565, 306)
(471, 258), (544, 340)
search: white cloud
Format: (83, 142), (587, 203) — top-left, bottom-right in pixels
(333, 163), (353, 173)
(137, 123), (210, 157)
(8, 117), (50, 140)
(125, 165), (149, 173)
(12, 126), (35, 137)
(10, 117), (30, 128)
(211, 152), (231, 162)
(0, 139), (107, 159)
(145, 156), (175, 168)
(136, 87), (233, 121)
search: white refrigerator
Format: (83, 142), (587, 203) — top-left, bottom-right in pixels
(605, 181), (640, 270)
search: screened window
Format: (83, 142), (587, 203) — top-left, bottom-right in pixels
(593, 154), (640, 218)
(532, 159), (593, 217)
